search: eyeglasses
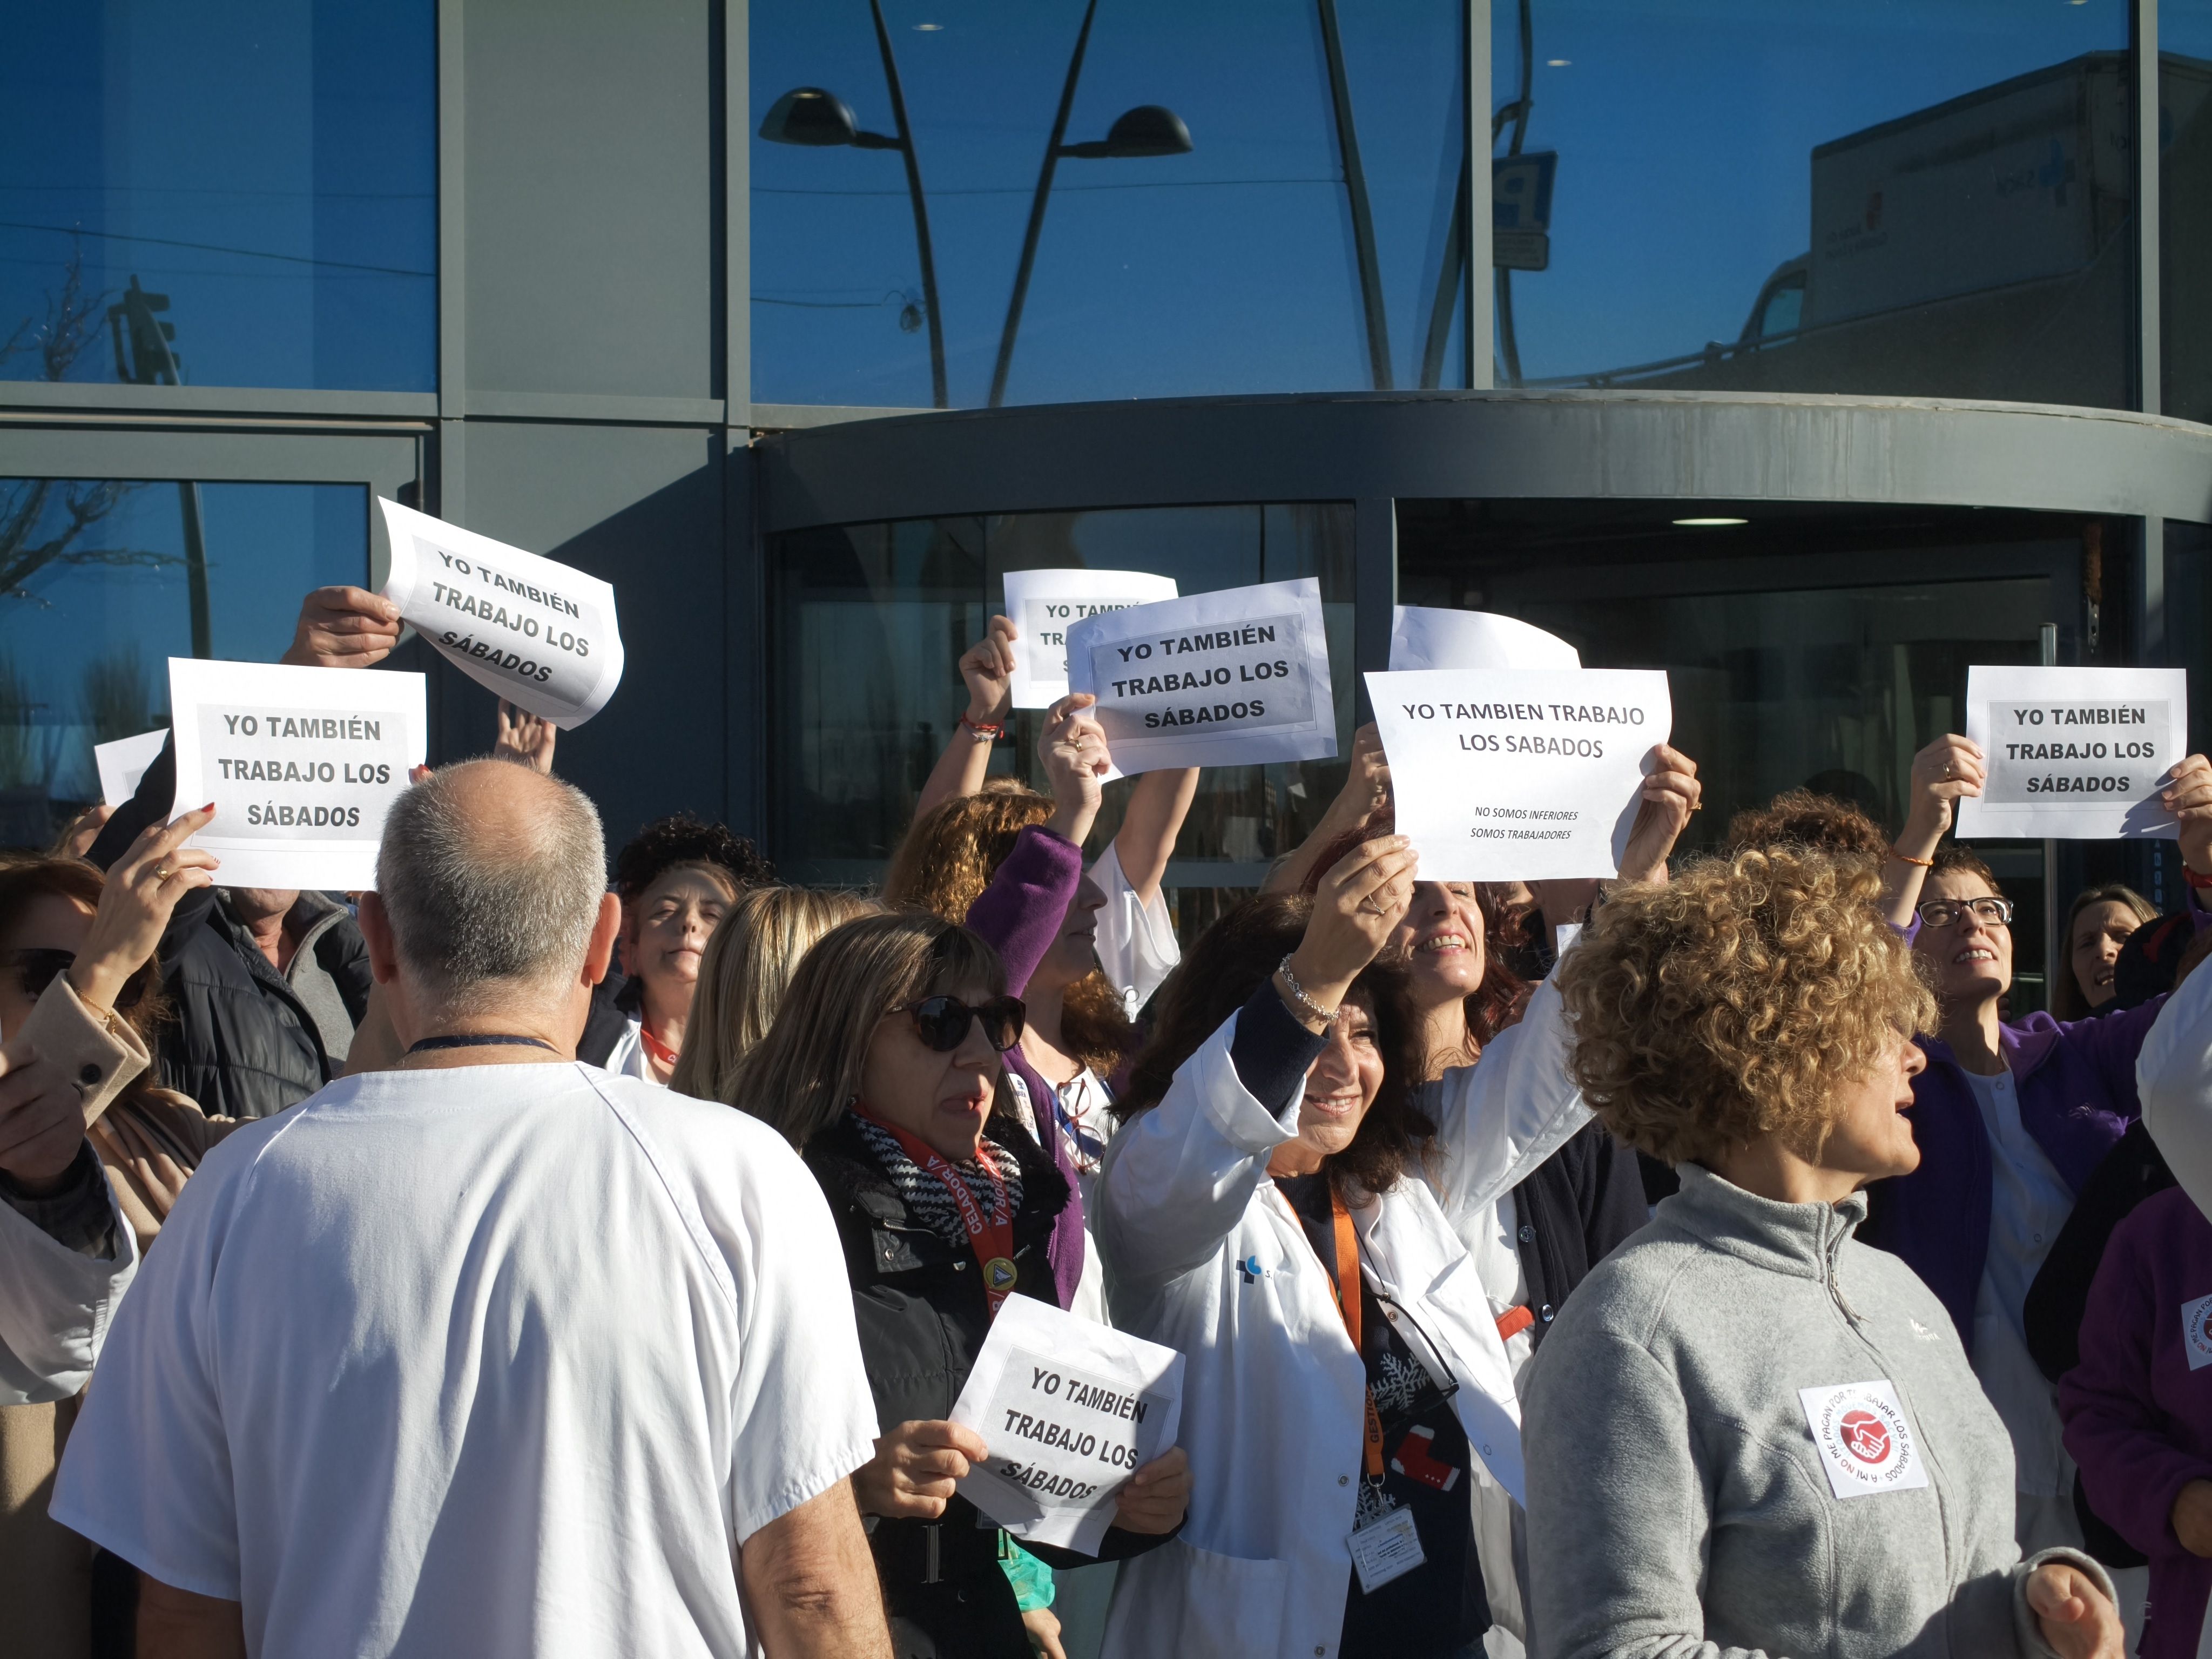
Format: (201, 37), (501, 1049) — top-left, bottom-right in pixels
(5, 948), (148, 1010)
(901, 994), (1026, 1054)
(1915, 896), (2014, 930)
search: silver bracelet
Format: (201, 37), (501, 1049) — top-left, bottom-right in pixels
(1274, 954), (1338, 1026)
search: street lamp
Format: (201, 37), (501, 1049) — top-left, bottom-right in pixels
(106, 275), (212, 658)
(760, 0), (948, 407)
(987, 0), (1192, 407)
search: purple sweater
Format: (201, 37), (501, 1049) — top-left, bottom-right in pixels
(1862, 996), (2165, 1347)
(2060, 1186), (2212, 1659)
(964, 824), (1087, 1310)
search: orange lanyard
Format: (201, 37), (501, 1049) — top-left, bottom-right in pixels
(854, 1106), (1019, 1313)
(1328, 1190), (1387, 1482)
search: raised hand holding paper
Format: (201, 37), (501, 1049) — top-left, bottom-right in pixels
(1367, 668), (1673, 881)
(1001, 568), (1179, 709)
(1064, 577), (1336, 774)
(1957, 665), (2187, 839)
(948, 1293), (1184, 1554)
(376, 497), (624, 729)
(95, 729), (169, 807)
(1389, 606), (1581, 672)
(169, 658), (426, 890)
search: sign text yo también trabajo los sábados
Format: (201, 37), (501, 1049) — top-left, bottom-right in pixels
(1367, 668), (1674, 882)
(168, 657), (426, 891)
(1958, 665), (2187, 840)
(1000, 568), (1179, 708)
(1064, 578), (1337, 774)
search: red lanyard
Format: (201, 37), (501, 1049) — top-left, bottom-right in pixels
(1328, 1190), (1387, 1483)
(636, 1022), (679, 1072)
(854, 1106), (1019, 1313)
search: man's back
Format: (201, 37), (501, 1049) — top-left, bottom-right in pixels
(54, 1062), (876, 1659)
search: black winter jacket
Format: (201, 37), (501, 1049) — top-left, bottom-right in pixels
(804, 1111), (1164, 1659)
(89, 736), (371, 1119)
(1509, 1118), (1650, 1351)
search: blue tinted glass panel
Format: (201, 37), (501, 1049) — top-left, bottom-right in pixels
(0, 1), (436, 393)
(0, 479), (365, 839)
(1492, 0), (2131, 406)
(752, 1), (1468, 407)
(2160, 5), (2212, 421)
(771, 504), (1354, 882)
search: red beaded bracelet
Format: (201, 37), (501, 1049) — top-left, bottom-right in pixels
(2184, 864), (2212, 891)
(958, 712), (1005, 741)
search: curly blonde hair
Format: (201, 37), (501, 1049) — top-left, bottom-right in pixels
(1555, 846), (1935, 1166)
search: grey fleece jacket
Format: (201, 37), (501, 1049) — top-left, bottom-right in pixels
(1520, 1163), (2112, 1659)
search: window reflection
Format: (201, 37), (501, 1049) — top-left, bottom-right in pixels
(0, 480), (365, 842)
(0, 0), (437, 394)
(751, 0), (1469, 408)
(770, 504), (1354, 892)
(1493, 0), (2134, 408)
(2161, 4), (2212, 423)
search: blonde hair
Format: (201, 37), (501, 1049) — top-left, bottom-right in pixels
(669, 885), (881, 1104)
(725, 912), (1008, 1150)
(1555, 846), (1936, 1168)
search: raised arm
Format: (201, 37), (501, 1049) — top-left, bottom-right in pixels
(1422, 977), (1590, 1223)
(962, 695), (1107, 995)
(1112, 767), (1198, 907)
(1263, 723), (1390, 895)
(913, 615), (1019, 825)
(1097, 835), (1414, 1286)
(1880, 734), (1985, 929)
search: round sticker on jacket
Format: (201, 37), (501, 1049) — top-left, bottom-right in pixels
(2184, 1292), (2212, 1372)
(1796, 1379), (1930, 1500)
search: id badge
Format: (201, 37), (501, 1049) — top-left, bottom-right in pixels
(1346, 1502), (1424, 1594)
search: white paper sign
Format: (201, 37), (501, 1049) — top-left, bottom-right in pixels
(1390, 606), (1581, 672)
(1365, 669), (1672, 881)
(95, 729), (169, 807)
(1957, 666), (2187, 840)
(169, 658), (426, 891)
(1002, 569), (1180, 709)
(948, 1294), (1184, 1554)
(377, 497), (624, 730)
(1797, 1378), (1932, 1500)
(1064, 578), (1337, 775)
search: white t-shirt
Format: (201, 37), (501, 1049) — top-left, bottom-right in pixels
(52, 1062), (878, 1659)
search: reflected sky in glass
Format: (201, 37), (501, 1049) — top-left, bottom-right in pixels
(752, 0), (1468, 407)
(0, 0), (436, 393)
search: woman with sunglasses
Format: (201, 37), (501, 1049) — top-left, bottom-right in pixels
(1864, 745), (2212, 1562)
(727, 911), (1190, 1659)
(1, 804), (232, 1659)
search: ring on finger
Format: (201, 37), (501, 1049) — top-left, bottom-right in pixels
(153, 864), (174, 882)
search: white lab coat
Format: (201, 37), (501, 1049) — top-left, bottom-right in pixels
(1094, 977), (1589, 1659)
(2136, 947), (2212, 1217)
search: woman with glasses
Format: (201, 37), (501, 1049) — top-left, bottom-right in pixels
(1863, 745), (2212, 1560)
(726, 909), (1190, 1659)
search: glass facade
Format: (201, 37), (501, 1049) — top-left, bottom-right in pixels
(0, 478), (366, 838)
(0, 0), (437, 393)
(751, 0), (1471, 408)
(2163, 5), (2212, 422)
(771, 504), (1355, 889)
(1398, 500), (2085, 1006)
(1492, 0), (2139, 406)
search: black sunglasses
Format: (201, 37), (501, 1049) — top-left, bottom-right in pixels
(7, 948), (147, 1011)
(901, 994), (1026, 1054)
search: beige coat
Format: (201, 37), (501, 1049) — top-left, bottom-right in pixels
(0, 976), (234, 1659)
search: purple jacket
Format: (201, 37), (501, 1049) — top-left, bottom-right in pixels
(1862, 996), (2165, 1347)
(2059, 1186), (2212, 1659)
(964, 824), (1087, 1310)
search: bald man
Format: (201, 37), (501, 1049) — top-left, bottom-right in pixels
(53, 761), (891, 1659)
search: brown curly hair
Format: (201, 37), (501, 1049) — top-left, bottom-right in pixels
(1554, 846), (1935, 1167)
(611, 814), (773, 902)
(1114, 893), (1432, 1197)
(884, 790), (1134, 1074)
(1722, 788), (1890, 861)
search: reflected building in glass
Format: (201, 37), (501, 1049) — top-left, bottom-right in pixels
(4, 0), (2210, 1008)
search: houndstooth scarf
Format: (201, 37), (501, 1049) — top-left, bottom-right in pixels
(852, 1114), (1024, 1251)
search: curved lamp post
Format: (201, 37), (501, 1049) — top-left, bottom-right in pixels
(987, 0), (1191, 407)
(761, 3), (948, 406)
